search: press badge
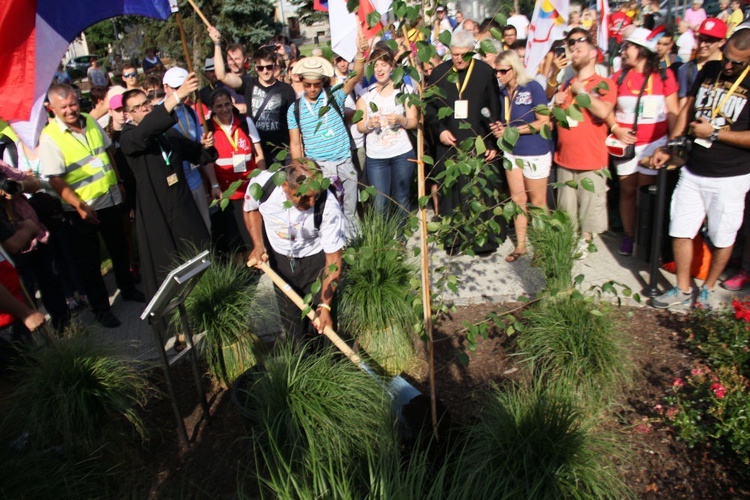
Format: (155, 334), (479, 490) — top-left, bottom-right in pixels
(641, 99), (658, 120)
(454, 100), (468, 119)
(90, 157), (104, 169)
(232, 153), (247, 173)
(166, 173), (179, 186)
(694, 138), (712, 149)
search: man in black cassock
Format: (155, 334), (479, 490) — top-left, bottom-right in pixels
(119, 73), (217, 299)
(425, 29), (504, 255)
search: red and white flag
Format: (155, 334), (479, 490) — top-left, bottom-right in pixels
(330, 0), (392, 62)
(0, 0), (173, 146)
(597, 0), (611, 53)
(524, 0), (570, 76)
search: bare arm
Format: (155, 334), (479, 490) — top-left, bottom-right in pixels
(48, 176), (99, 223)
(670, 96), (694, 138)
(253, 141), (266, 170)
(289, 127), (304, 159)
(1, 219), (39, 254)
(342, 30), (369, 96)
(244, 210), (268, 264)
(0, 283), (45, 331)
(208, 26), (243, 90)
(313, 249), (342, 333)
(666, 92), (680, 136)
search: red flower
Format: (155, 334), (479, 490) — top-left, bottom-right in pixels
(673, 378), (684, 389)
(710, 383), (726, 399)
(732, 298), (750, 322)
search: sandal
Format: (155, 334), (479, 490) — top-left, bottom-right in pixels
(505, 250), (527, 263)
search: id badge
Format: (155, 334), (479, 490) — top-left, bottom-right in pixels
(454, 100), (469, 119)
(641, 99), (658, 120)
(232, 153), (247, 173)
(166, 173), (179, 186)
(694, 138), (712, 149)
(90, 157), (104, 169)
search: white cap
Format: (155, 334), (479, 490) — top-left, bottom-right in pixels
(625, 27), (657, 53)
(163, 67), (188, 88)
(204, 58), (215, 71)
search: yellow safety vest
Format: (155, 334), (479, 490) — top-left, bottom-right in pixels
(41, 113), (117, 203)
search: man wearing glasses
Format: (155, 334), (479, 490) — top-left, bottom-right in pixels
(120, 62), (140, 90)
(677, 18), (728, 108)
(39, 84), (144, 328)
(209, 28), (296, 161)
(650, 29), (750, 310)
(119, 74), (217, 300)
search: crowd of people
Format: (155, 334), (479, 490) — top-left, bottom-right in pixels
(2, 1), (750, 344)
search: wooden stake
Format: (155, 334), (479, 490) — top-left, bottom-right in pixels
(186, 0), (212, 29)
(174, 10), (207, 131)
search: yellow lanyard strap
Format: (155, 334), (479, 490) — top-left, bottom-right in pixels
(454, 59), (475, 100)
(214, 116), (240, 151)
(711, 64), (750, 122)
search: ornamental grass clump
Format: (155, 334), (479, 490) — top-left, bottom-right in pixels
(339, 209), (420, 376)
(517, 295), (634, 404)
(183, 253), (265, 388)
(453, 381), (632, 499)
(235, 342), (394, 497)
(527, 209), (577, 294)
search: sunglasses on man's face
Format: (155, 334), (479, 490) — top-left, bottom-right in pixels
(122, 72), (137, 78)
(303, 81), (323, 89)
(698, 35), (721, 45)
(567, 36), (588, 48)
(722, 52), (749, 67)
(256, 64), (275, 72)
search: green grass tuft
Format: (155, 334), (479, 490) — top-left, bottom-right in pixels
(528, 209), (577, 294)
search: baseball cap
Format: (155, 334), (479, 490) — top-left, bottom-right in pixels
(625, 27), (657, 52)
(109, 94), (124, 111)
(204, 58), (215, 71)
(291, 56), (334, 79)
(163, 67), (188, 88)
(698, 18), (728, 39)
(436, 5), (446, 11)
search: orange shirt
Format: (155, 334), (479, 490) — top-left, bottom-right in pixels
(554, 74), (617, 171)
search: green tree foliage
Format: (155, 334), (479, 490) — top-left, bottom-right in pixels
(286, 0), (328, 25)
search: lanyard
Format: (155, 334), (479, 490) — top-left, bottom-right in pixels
(159, 134), (172, 167)
(453, 59), (475, 99)
(175, 106), (197, 140)
(710, 65), (750, 121)
(214, 116), (240, 151)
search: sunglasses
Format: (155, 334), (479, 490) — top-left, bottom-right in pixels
(722, 52), (748, 67)
(495, 68), (512, 75)
(122, 72), (137, 78)
(256, 64), (275, 72)
(698, 35), (721, 45)
(567, 36), (589, 47)
(302, 81), (323, 88)
(128, 101), (151, 113)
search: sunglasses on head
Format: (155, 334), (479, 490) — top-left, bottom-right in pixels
(567, 36), (588, 47)
(256, 64), (275, 72)
(495, 68), (512, 75)
(303, 81), (323, 88)
(122, 72), (137, 78)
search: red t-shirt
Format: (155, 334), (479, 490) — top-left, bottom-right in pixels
(613, 69), (678, 146)
(212, 115), (257, 200)
(609, 12), (633, 44)
(0, 256), (24, 328)
(554, 74), (617, 171)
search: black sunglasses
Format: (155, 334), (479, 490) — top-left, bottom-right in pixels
(495, 68), (512, 75)
(722, 52), (748, 67)
(567, 36), (589, 47)
(698, 35), (721, 45)
(256, 64), (275, 72)
(122, 72), (137, 78)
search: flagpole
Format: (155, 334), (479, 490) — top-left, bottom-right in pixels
(174, 9), (208, 131)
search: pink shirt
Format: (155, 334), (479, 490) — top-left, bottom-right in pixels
(684, 7), (707, 29)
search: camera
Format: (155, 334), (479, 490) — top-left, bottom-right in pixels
(666, 136), (692, 156)
(0, 172), (23, 195)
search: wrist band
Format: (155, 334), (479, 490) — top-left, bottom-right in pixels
(547, 79), (559, 87)
(213, 42), (221, 46)
(211, 183), (220, 189)
(611, 124), (620, 132)
(173, 93), (182, 106)
(317, 303), (331, 312)
(355, 56), (366, 62)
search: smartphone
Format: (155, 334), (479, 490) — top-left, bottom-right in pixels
(554, 46), (566, 58)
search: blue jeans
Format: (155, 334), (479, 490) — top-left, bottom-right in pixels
(366, 150), (416, 214)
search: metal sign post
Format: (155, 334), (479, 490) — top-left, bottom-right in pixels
(140, 250), (212, 446)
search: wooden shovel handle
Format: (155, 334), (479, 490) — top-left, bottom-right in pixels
(247, 258), (362, 366)
(186, 0), (212, 28)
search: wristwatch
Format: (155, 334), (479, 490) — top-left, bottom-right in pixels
(709, 128), (720, 142)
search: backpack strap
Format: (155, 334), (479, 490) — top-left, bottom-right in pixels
(258, 173), (277, 204)
(257, 172), (332, 231)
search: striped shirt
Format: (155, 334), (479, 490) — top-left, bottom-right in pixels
(287, 88), (350, 161)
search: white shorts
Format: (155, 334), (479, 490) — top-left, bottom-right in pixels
(504, 152), (552, 180)
(669, 167), (750, 248)
(612, 137), (667, 177)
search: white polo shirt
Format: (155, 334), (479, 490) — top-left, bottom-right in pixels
(243, 171), (346, 258)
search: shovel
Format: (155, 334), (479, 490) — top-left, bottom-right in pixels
(247, 258), (426, 422)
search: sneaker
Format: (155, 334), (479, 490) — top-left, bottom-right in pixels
(694, 286), (717, 311)
(651, 287), (694, 309)
(95, 311), (121, 328)
(618, 235), (634, 256)
(722, 270), (750, 291)
(574, 239), (590, 260)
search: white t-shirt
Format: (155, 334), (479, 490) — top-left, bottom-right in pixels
(677, 31), (696, 62)
(243, 170), (346, 258)
(360, 85), (414, 159)
(507, 14), (530, 39)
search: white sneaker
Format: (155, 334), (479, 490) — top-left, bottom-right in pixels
(574, 239), (591, 260)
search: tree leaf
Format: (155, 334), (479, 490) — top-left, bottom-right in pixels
(437, 107), (454, 119)
(438, 30), (452, 47)
(567, 104), (584, 122)
(534, 104), (551, 115)
(366, 10), (381, 28)
(581, 177), (596, 192)
(352, 109), (364, 123)
(480, 38), (498, 54)
(490, 27), (504, 41)
(475, 135), (486, 155)
(540, 124), (553, 140)
(552, 106), (569, 128)
(503, 126), (520, 148)
(249, 182), (263, 200)
(574, 92), (592, 108)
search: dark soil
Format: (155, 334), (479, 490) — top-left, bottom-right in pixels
(128, 305), (748, 497)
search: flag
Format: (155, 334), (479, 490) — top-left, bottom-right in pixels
(524, 0), (570, 77)
(313, 0), (329, 13)
(330, 0), (392, 62)
(0, 0), (173, 147)
(597, 0), (611, 53)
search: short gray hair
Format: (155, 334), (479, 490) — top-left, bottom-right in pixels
(451, 29), (476, 49)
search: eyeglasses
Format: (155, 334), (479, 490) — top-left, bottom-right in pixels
(122, 72), (137, 78)
(722, 52), (749, 67)
(495, 68), (512, 75)
(128, 101), (152, 113)
(302, 81), (323, 89)
(256, 64), (275, 72)
(567, 36), (589, 48)
(698, 35), (721, 45)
